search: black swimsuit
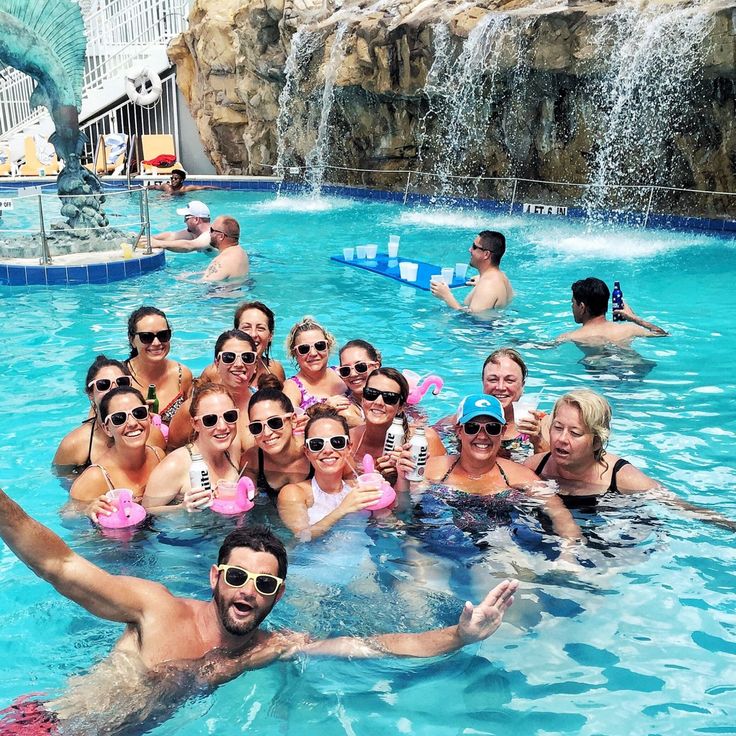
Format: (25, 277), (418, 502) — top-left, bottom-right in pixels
(534, 452), (631, 509)
(256, 448), (313, 500)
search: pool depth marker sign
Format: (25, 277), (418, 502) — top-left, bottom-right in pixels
(0, 198), (14, 215)
(523, 203), (568, 216)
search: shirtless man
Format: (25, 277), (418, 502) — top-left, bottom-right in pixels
(431, 230), (513, 313)
(151, 168), (217, 195)
(149, 200), (213, 253)
(0, 489), (517, 733)
(555, 277), (668, 346)
(202, 215), (249, 282)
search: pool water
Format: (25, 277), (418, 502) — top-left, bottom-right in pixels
(1, 189), (735, 734)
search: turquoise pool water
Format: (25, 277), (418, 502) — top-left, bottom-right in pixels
(1, 189), (735, 734)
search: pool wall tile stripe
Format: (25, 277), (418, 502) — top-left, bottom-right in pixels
(0, 251), (164, 287)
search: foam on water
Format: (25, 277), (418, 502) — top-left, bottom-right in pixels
(253, 194), (354, 213)
(398, 208), (517, 230)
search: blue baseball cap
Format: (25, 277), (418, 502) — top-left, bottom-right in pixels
(456, 394), (506, 424)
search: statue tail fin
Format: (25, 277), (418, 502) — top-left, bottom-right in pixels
(0, 0), (86, 107)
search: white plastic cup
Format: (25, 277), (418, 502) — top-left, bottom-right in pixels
(512, 395), (539, 425)
(430, 274), (444, 285)
(356, 245), (368, 259)
(388, 241), (399, 258)
(405, 262), (418, 282)
(389, 234), (400, 246)
(365, 243), (378, 259)
(121, 243), (133, 260)
(216, 480), (237, 501)
(455, 262), (468, 279)
(399, 261), (412, 280)
(342, 247), (354, 261)
(441, 267), (455, 285)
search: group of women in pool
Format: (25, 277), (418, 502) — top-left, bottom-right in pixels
(54, 300), (734, 545)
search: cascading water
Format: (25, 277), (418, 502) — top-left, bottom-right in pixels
(274, 27), (323, 191)
(305, 22), (348, 193)
(584, 1), (713, 214)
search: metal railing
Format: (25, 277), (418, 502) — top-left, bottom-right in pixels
(269, 164), (736, 224)
(0, 0), (188, 140)
(0, 186), (152, 263)
(79, 73), (180, 167)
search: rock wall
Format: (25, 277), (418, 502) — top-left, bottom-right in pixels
(169, 0), (736, 205)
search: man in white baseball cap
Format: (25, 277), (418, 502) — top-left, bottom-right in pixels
(147, 200), (214, 252)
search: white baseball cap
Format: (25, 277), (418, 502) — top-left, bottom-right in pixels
(176, 200), (210, 218)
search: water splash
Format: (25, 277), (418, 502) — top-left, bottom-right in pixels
(305, 23), (349, 193)
(584, 1), (713, 214)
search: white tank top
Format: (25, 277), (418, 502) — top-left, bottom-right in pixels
(307, 477), (351, 525)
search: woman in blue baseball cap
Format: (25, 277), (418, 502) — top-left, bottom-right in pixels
(425, 394), (581, 541)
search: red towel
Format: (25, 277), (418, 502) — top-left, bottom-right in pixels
(142, 154), (176, 167)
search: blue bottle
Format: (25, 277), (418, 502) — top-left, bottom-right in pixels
(611, 281), (624, 321)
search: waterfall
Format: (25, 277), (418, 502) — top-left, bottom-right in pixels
(584, 1), (713, 213)
(305, 22), (349, 193)
(274, 27), (323, 187)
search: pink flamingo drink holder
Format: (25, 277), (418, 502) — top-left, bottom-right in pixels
(402, 370), (444, 405)
(359, 455), (396, 511)
(210, 477), (255, 515)
(97, 489), (147, 529)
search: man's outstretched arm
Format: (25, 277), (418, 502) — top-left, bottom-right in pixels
(292, 579), (518, 659)
(613, 303), (668, 336)
(0, 488), (168, 624)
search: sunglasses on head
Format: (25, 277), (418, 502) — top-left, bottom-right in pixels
(248, 415), (291, 436)
(135, 329), (172, 345)
(217, 564), (283, 596)
(88, 376), (132, 392)
(305, 435), (349, 453)
(105, 405), (149, 427)
(196, 409), (239, 428)
(218, 351), (257, 365)
(363, 386), (401, 405)
(338, 362), (370, 378)
(295, 340), (328, 356)
(463, 420), (503, 436)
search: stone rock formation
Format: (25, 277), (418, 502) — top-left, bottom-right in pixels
(169, 0), (736, 212)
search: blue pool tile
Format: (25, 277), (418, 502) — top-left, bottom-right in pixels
(25, 266), (46, 285)
(0, 264), (8, 283)
(45, 267), (68, 285)
(87, 263), (107, 283)
(107, 261), (126, 281)
(66, 266), (88, 284)
(6, 266), (26, 285)
(124, 258), (142, 277)
(722, 220), (736, 232)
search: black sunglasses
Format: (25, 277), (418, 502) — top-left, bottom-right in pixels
(88, 376), (132, 392)
(296, 340), (328, 356)
(363, 386), (401, 405)
(338, 362), (370, 378)
(196, 409), (239, 428)
(218, 351), (257, 365)
(463, 420), (503, 436)
(305, 435), (349, 452)
(248, 415), (291, 436)
(471, 243), (490, 252)
(135, 329), (172, 345)
(105, 405), (149, 427)
(217, 565), (283, 596)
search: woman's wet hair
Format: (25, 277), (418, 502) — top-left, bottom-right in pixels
(249, 375), (294, 415)
(127, 306), (170, 359)
(553, 389), (611, 462)
(234, 301), (276, 365)
(482, 348), (528, 383)
(304, 405), (350, 439)
(99, 386), (146, 422)
(285, 316), (335, 358)
(189, 382), (236, 418)
(338, 339), (381, 365)
(85, 355), (129, 395)
(213, 329), (257, 360)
